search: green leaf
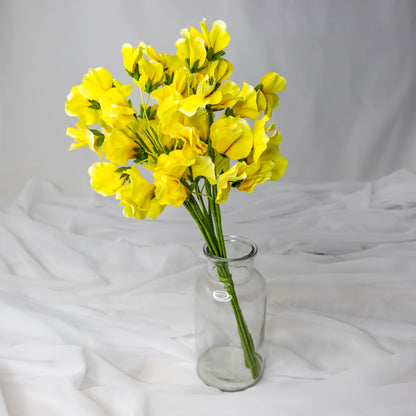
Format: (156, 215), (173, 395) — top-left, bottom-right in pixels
(115, 166), (130, 173)
(254, 83), (263, 92)
(90, 129), (105, 146)
(133, 147), (148, 163)
(88, 100), (101, 110)
(211, 50), (225, 61)
(231, 180), (243, 188)
(148, 108), (157, 120)
(149, 81), (160, 93)
(164, 72), (173, 86)
(144, 78), (153, 93)
(190, 59), (200, 74)
(206, 46), (215, 61)
(224, 108), (234, 117)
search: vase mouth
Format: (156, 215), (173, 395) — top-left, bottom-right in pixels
(203, 235), (258, 263)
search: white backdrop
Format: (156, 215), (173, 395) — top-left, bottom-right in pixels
(1, 0), (416, 200)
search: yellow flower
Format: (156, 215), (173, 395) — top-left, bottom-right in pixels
(183, 109), (210, 140)
(179, 75), (222, 116)
(200, 19), (230, 57)
(121, 42), (144, 75)
(257, 72), (287, 117)
(155, 95), (183, 135)
(101, 127), (136, 165)
(116, 166), (165, 220)
(232, 82), (261, 120)
(65, 85), (101, 125)
(151, 67), (188, 104)
(78, 67), (114, 101)
(100, 86), (136, 129)
(171, 123), (207, 154)
(138, 57), (165, 92)
(144, 44), (182, 76)
(237, 161), (274, 193)
(210, 116), (253, 160)
(175, 27), (206, 72)
(257, 129), (287, 181)
(153, 150), (194, 206)
(251, 115), (270, 163)
(191, 155), (217, 184)
(212, 81), (241, 110)
(88, 162), (125, 196)
(216, 162), (247, 204)
(66, 121), (103, 158)
(208, 58), (233, 84)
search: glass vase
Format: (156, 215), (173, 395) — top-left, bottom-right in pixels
(194, 235), (267, 391)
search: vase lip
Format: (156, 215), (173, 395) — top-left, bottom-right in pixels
(203, 235), (258, 263)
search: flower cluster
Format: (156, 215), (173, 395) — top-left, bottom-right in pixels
(65, 19), (287, 220)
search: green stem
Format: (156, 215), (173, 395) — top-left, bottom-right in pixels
(185, 190), (262, 380)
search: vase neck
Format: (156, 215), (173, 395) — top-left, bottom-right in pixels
(203, 236), (257, 283)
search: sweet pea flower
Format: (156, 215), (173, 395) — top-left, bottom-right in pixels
(100, 86), (136, 129)
(210, 116), (253, 160)
(215, 162), (247, 204)
(88, 162), (125, 196)
(200, 19), (230, 57)
(66, 121), (103, 158)
(232, 82), (261, 120)
(101, 127), (136, 165)
(153, 149), (194, 207)
(257, 72), (287, 117)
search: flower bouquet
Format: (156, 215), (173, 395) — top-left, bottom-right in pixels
(65, 19), (287, 390)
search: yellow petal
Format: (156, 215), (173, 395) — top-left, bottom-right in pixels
(210, 116), (253, 160)
(237, 161), (274, 193)
(208, 58), (233, 84)
(260, 72), (287, 94)
(65, 85), (101, 125)
(78, 67), (114, 101)
(100, 87), (136, 129)
(212, 81), (241, 110)
(191, 155), (217, 184)
(216, 162), (247, 204)
(138, 58), (164, 91)
(66, 121), (103, 159)
(252, 115), (270, 163)
(121, 43), (143, 74)
(257, 129), (287, 181)
(232, 82), (261, 120)
(88, 162), (125, 196)
(200, 19), (230, 54)
(101, 127), (136, 165)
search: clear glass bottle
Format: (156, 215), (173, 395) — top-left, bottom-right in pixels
(194, 235), (267, 391)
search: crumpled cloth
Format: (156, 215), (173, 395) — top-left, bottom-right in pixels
(0, 170), (415, 415)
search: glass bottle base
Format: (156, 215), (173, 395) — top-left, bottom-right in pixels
(197, 345), (264, 392)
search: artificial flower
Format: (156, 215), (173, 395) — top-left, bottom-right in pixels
(88, 162), (125, 196)
(66, 121), (103, 158)
(210, 115), (253, 160)
(200, 19), (230, 57)
(232, 81), (261, 120)
(257, 72), (287, 117)
(138, 57), (165, 92)
(101, 126), (136, 165)
(100, 86), (136, 129)
(179, 75), (222, 116)
(65, 85), (102, 125)
(216, 162), (247, 204)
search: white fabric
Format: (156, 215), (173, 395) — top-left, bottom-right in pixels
(1, 0), (416, 199)
(0, 170), (415, 415)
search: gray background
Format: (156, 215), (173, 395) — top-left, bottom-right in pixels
(1, 0), (415, 200)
